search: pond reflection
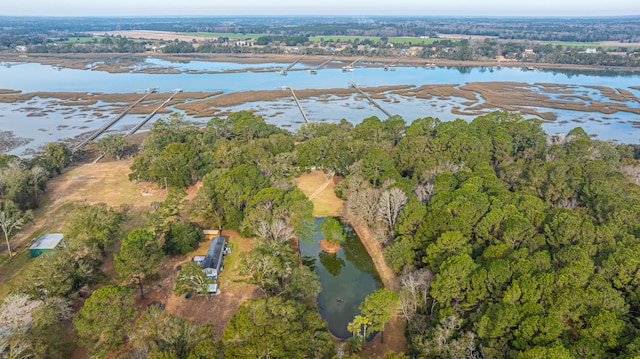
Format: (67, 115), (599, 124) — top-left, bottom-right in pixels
(299, 217), (383, 339)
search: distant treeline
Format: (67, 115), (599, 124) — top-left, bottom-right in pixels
(1, 16), (639, 42)
(254, 35), (309, 46)
(2, 16), (640, 67)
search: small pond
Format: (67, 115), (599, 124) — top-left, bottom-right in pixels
(299, 217), (383, 339)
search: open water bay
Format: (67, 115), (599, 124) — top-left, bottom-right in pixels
(1, 57), (639, 155)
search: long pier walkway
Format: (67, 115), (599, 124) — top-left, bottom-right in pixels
(349, 82), (392, 118)
(74, 88), (157, 151)
(342, 56), (362, 71)
(384, 58), (401, 70)
(278, 55), (306, 75)
(521, 60), (534, 71)
(310, 57), (335, 74)
(126, 89), (181, 136)
(287, 87), (309, 124)
(93, 89), (181, 163)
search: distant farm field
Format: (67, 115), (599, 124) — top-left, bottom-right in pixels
(308, 35), (443, 45)
(183, 32), (263, 39)
(534, 40), (640, 50)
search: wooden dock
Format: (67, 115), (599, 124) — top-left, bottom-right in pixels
(310, 57), (335, 74)
(384, 59), (401, 71)
(521, 60), (534, 71)
(342, 57), (362, 72)
(278, 54), (306, 75)
(286, 87), (309, 124)
(74, 87), (157, 151)
(349, 82), (392, 118)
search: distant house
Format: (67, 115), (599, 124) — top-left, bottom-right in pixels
(29, 233), (64, 258)
(523, 49), (536, 56)
(585, 48), (598, 54)
(202, 236), (226, 279)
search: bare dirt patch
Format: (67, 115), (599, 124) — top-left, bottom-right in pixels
(319, 238), (341, 254)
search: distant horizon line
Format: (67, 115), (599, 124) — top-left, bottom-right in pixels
(1, 14), (639, 18)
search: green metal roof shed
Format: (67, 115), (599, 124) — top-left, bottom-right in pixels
(29, 233), (64, 258)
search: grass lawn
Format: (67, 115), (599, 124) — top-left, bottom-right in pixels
(51, 36), (105, 44)
(0, 249), (32, 297)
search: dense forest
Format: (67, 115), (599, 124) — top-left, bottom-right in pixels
(2, 110), (640, 358)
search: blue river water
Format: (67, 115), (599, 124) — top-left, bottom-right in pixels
(1, 57), (639, 155)
(2, 58), (639, 93)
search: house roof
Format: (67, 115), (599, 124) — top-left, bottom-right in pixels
(29, 233), (64, 250)
(202, 236), (226, 272)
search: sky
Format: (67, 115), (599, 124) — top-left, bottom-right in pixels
(1, 0), (638, 17)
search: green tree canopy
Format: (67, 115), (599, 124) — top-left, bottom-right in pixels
(73, 285), (136, 358)
(222, 297), (334, 359)
(162, 220), (205, 255)
(115, 229), (163, 298)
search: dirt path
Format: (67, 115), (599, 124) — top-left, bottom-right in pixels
(349, 215), (407, 357)
(308, 176), (332, 200)
(349, 218), (399, 292)
(296, 170), (407, 357)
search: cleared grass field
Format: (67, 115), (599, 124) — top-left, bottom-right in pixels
(183, 32), (263, 39)
(533, 40), (640, 50)
(52, 36), (106, 43)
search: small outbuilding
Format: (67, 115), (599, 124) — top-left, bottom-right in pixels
(206, 283), (221, 295)
(193, 255), (206, 266)
(29, 233), (64, 258)
(203, 229), (220, 241)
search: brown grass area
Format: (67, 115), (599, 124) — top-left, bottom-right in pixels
(0, 157), (167, 298)
(407, 83), (479, 101)
(43, 158), (166, 213)
(2, 52), (638, 75)
(295, 170), (343, 217)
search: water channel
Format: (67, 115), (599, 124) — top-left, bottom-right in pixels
(1, 57), (639, 155)
(299, 217), (383, 339)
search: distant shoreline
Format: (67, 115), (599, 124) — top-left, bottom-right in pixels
(0, 52), (637, 74)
